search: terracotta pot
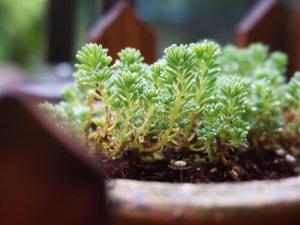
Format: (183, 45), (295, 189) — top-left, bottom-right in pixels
(106, 177), (300, 225)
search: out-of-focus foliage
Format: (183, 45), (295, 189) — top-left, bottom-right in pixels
(0, 0), (45, 68)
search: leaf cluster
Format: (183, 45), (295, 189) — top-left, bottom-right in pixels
(42, 42), (300, 163)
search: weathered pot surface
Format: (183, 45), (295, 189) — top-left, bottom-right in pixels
(107, 176), (300, 225)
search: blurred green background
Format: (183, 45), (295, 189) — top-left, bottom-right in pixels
(0, 0), (298, 73)
(0, 0), (45, 70)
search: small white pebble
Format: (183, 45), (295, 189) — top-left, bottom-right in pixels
(277, 127), (283, 132)
(276, 148), (286, 156)
(229, 170), (239, 180)
(174, 160), (187, 167)
(286, 154), (296, 163)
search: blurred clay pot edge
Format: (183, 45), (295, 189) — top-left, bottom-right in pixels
(106, 176), (300, 225)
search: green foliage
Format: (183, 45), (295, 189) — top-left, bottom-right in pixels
(246, 82), (283, 140)
(220, 43), (287, 83)
(286, 72), (300, 109)
(40, 101), (87, 139)
(42, 41), (300, 164)
(0, 0), (45, 68)
(197, 79), (249, 160)
(284, 72), (300, 135)
(220, 44), (286, 141)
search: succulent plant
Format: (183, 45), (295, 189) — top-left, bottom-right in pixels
(284, 72), (300, 136)
(41, 41), (300, 164)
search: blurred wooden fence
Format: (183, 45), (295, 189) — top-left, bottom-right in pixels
(47, 0), (300, 75)
(236, 0), (300, 77)
(88, 0), (156, 63)
(47, 0), (156, 64)
(0, 78), (109, 225)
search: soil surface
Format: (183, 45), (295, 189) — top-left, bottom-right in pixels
(93, 143), (300, 183)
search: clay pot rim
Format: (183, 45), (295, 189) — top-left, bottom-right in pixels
(107, 176), (300, 222)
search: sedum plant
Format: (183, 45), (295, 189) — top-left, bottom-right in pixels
(42, 41), (300, 165)
(220, 44), (287, 146)
(284, 72), (300, 136)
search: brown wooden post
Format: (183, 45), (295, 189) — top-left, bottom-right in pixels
(47, 0), (77, 63)
(88, 0), (156, 64)
(0, 92), (109, 225)
(236, 0), (300, 76)
(286, 5), (300, 76)
(236, 0), (287, 51)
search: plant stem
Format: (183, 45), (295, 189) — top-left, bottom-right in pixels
(84, 95), (94, 146)
(100, 88), (111, 135)
(155, 77), (184, 151)
(134, 105), (154, 150)
(113, 91), (132, 155)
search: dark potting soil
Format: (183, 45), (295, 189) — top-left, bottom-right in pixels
(93, 144), (300, 183)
